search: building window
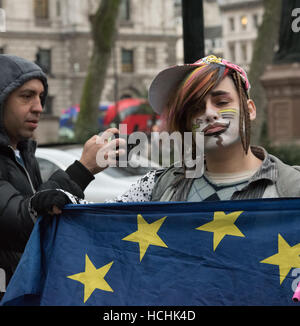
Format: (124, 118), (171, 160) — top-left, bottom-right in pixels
(34, 0), (49, 19)
(229, 17), (235, 31)
(215, 38), (222, 49)
(0, 47), (4, 54)
(241, 43), (247, 62)
(43, 95), (53, 115)
(253, 14), (259, 29)
(145, 47), (156, 68)
(56, 0), (61, 17)
(120, 0), (131, 21)
(121, 49), (134, 73)
(241, 15), (248, 30)
(35, 49), (51, 74)
(205, 39), (212, 54)
(0, 8), (5, 32)
(0, 0), (2, 8)
(228, 43), (236, 62)
(174, 0), (182, 18)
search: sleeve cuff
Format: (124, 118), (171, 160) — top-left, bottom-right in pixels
(65, 160), (95, 191)
(28, 196), (38, 223)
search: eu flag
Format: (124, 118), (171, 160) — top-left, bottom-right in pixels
(1, 198), (300, 306)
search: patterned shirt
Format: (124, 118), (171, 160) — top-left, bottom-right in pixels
(106, 146), (278, 203)
(187, 175), (249, 202)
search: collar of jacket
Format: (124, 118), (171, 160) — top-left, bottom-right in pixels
(0, 137), (37, 158)
(246, 146), (278, 184)
(268, 153), (300, 197)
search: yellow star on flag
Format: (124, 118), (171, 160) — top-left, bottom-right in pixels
(196, 211), (245, 251)
(260, 234), (300, 285)
(122, 214), (168, 261)
(67, 254), (114, 303)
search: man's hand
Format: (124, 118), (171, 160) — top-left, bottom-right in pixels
(79, 128), (126, 175)
(30, 189), (71, 216)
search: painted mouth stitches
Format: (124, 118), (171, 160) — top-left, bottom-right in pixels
(202, 121), (230, 136)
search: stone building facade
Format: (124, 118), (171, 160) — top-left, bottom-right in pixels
(218, 0), (264, 71)
(174, 0), (224, 63)
(0, 0), (178, 143)
(175, 0), (264, 70)
(204, 0), (223, 58)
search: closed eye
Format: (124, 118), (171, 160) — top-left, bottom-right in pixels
(217, 101), (230, 106)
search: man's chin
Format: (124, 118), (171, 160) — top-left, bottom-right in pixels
(19, 131), (36, 141)
(204, 136), (240, 152)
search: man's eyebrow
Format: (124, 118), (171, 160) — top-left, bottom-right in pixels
(19, 88), (43, 95)
(19, 89), (36, 93)
(210, 90), (231, 97)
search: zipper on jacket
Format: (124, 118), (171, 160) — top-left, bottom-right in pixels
(8, 146), (36, 194)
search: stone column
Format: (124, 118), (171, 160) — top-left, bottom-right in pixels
(260, 63), (300, 145)
(260, 0), (300, 145)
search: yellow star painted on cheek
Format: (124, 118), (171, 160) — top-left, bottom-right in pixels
(260, 234), (300, 285)
(196, 211), (245, 251)
(67, 254), (114, 303)
(122, 214), (168, 261)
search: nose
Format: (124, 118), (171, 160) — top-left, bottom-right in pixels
(31, 96), (43, 113)
(203, 106), (219, 124)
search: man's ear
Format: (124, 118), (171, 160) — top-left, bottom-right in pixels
(247, 99), (256, 121)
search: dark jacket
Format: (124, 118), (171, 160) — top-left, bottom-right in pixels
(0, 55), (94, 295)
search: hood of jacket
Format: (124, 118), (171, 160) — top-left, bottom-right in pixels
(0, 54), (48, 147)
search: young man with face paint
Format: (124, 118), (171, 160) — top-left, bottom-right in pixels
(190, 75), (261, 176)
(97, 55), (300, 203)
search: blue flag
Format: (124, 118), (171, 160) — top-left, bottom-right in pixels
(2, 198), (300, 306)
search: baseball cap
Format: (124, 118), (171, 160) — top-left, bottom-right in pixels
(148, 55), (250, 114)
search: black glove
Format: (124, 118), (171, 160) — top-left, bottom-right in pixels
(30, 189), (71, 216)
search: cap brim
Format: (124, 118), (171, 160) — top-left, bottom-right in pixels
(148, 63), (200, 114)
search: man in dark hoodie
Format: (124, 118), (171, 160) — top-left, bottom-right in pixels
(0, 54), (113, 299)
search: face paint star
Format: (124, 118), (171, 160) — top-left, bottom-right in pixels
(196, 211), (245, 250)
(67, 254), (114, 303)
(260, 234), (300, 285)
(122, 214), (168, 261)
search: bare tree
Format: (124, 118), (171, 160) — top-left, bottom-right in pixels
(248, 0), (281, 145)
(75, 0), (121, 142)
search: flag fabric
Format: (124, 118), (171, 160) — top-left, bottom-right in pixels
(1, 198), (300, 306)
